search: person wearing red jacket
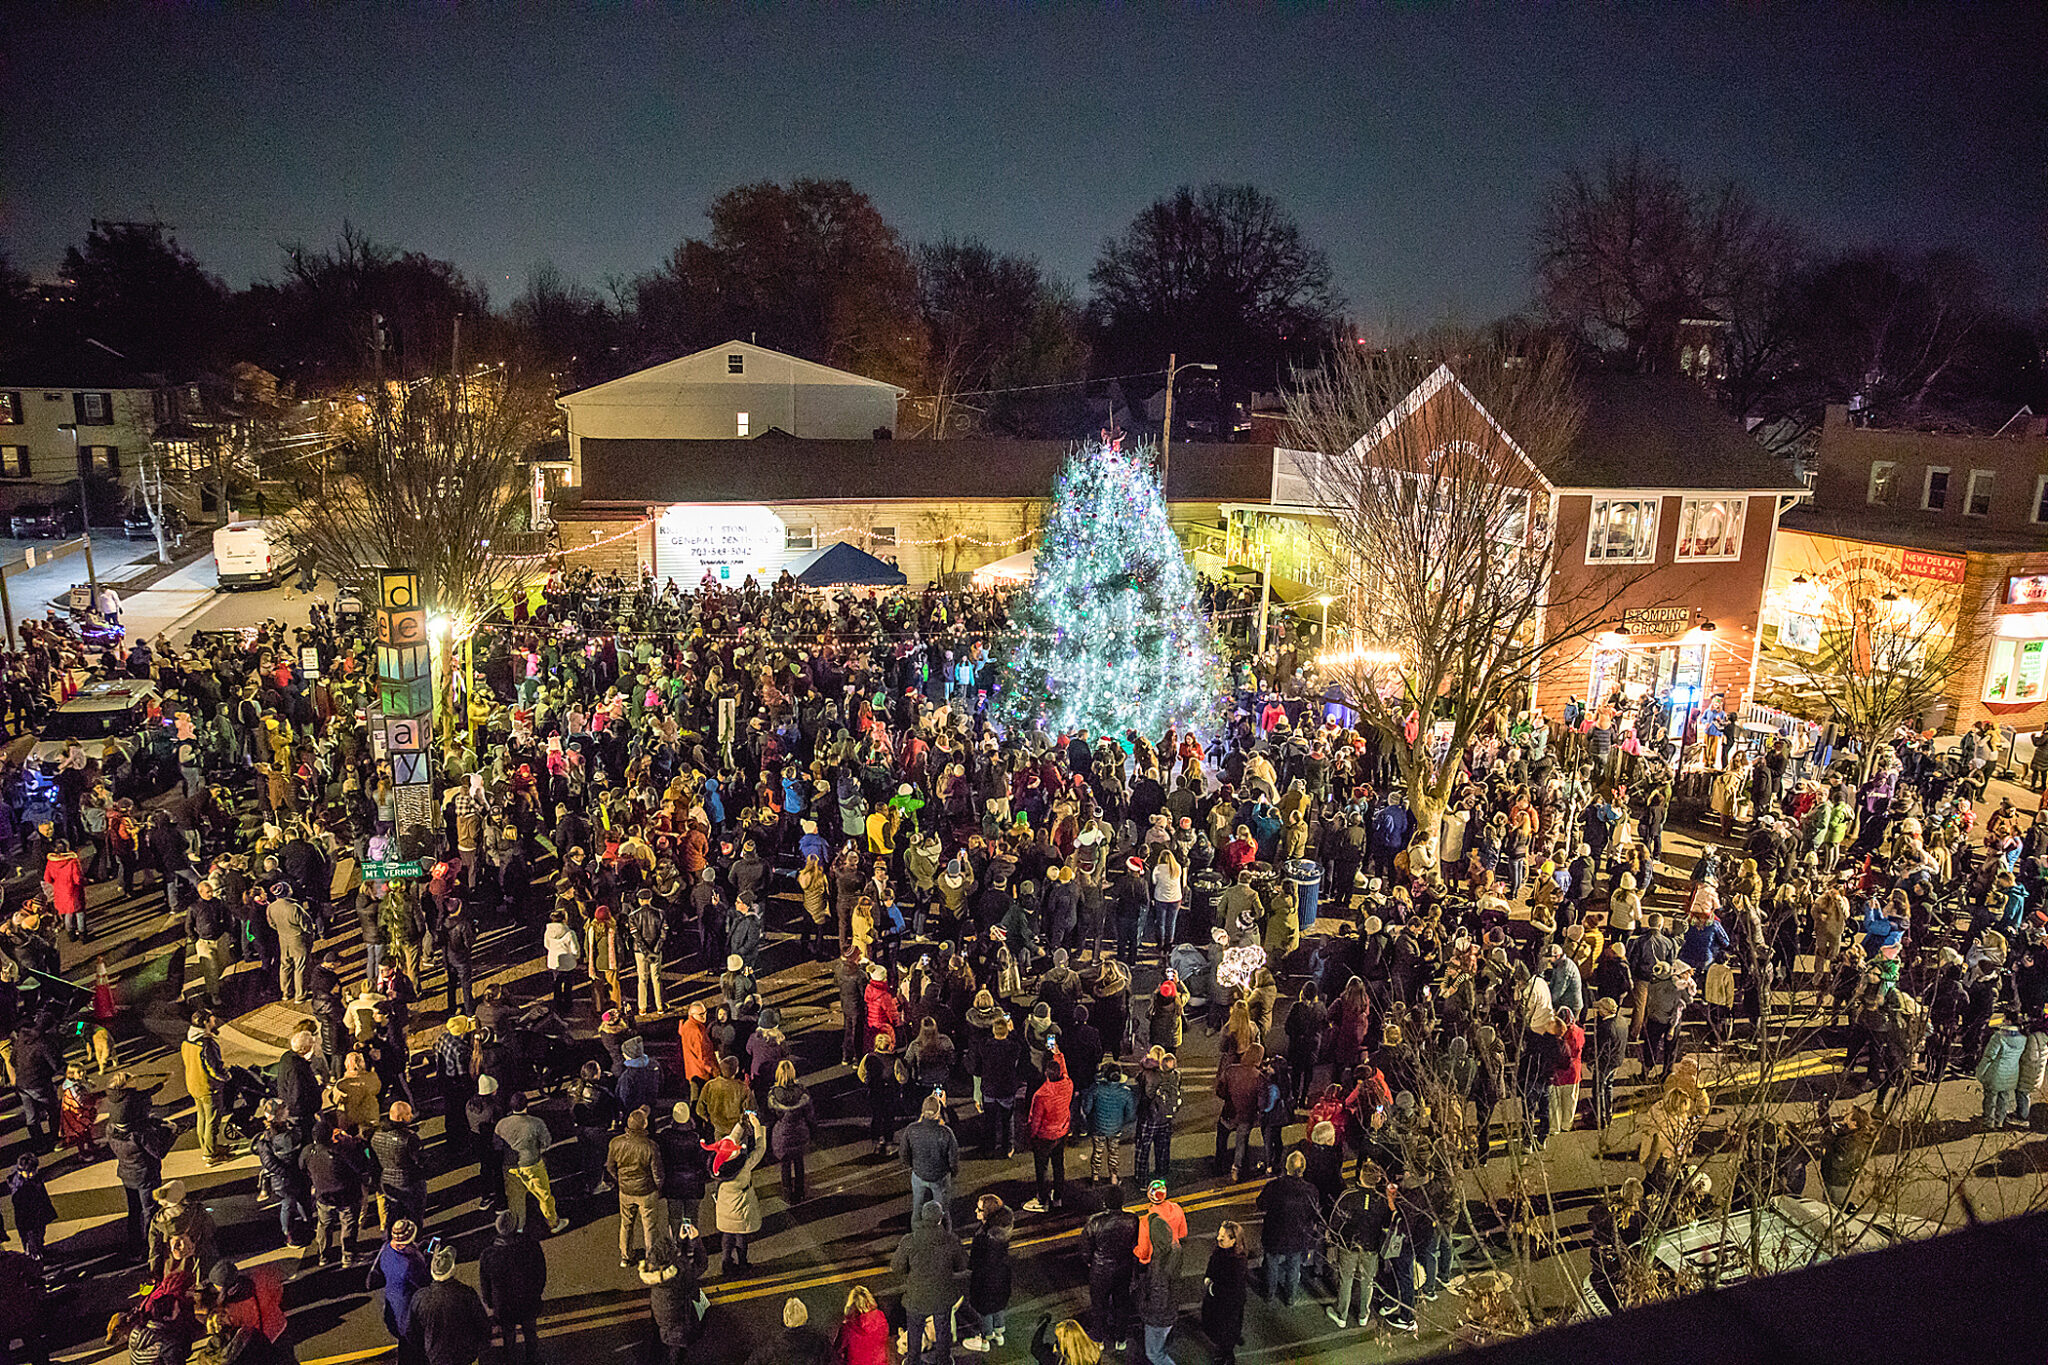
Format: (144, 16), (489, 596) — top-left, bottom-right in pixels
(677, 1003), (717, 1104)
(44, 841), (86, 941)
(864, 966), (902, 1051)
(1023, 1052), (1073, 1213)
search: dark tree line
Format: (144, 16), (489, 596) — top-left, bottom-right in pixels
(1534, 146), (2043, 442)
(4, 163), (2036, 445)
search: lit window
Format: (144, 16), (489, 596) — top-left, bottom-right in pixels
(728, 353), (745, 375)
(0, 446), (27, 478)
(1922, 466), (1950, 511)
(1967, 469), (1993, 517)
(784, 526), (814, 552)
(86, 445), (120, 473)
(0, 393), (19, 425)
(737, 411), (750, 437)
(1676, 497), (1745, 560)
(1868, 461), (1896, 505)
(1985, 637), (2048, 704)
(871, 526), (897, 547)
(79, 392), (110, 424)
(1586, 497), (1659, 563)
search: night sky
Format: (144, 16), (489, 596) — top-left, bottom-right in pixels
(5, 5), (2042, 327)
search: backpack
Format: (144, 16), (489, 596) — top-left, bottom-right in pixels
(1148, 1069), (1182, 1122)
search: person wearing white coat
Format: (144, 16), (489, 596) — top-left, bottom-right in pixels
(543, 909), (582, 1012)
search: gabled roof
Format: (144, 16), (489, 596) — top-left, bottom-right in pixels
(1350, 364), (1804, 495)
(1346, 363), (1548, 486)
(559, 340), (907, 405)
(1549, 371), (1806, 493)
(0, 341), (158, 391)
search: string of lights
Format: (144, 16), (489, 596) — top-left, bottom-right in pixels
(517, 518), (1040, 565)
(468, 603), (1265, 645)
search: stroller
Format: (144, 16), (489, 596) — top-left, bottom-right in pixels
(220, 1064), (275, 1146)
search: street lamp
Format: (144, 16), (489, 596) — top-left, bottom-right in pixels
(54, 423), (99, 598)
(1317, 592), (1335, 643)
(1158, 353), (1218, 492)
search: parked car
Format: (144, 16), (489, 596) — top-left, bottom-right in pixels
(123, 505), (188, 543)
(9, 503), (81, 538)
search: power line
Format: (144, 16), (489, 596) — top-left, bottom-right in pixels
(898, 367), (1172, 404)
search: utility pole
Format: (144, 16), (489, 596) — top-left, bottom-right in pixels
(56, 423), (98, 598)
(1255, 544), (1274, 656)
(1158, 354), (1217, 492)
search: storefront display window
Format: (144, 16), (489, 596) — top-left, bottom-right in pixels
(1591, 642), (1707, 703)
(1984, 637), (2048, 704)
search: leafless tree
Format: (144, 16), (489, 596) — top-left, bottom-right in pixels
(290, 368), (554, 723)
(1762, 588), (1965, 779)
(1535, 148), (1804, 401)
(1284, 336), (1635, 841)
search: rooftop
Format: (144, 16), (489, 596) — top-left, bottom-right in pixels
(1781, 502), (2048, 555)
(577, 432), (1278, 505)
(1544, 370), (1807, 492)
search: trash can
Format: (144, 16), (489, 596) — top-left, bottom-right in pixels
(1188, 871), (1225, 945)
(1287, 858), (1323, 928)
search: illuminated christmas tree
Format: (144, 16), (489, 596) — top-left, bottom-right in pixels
(997, 438), (1221, 738)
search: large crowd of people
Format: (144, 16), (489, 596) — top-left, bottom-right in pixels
(0, 563), (2039, 1364)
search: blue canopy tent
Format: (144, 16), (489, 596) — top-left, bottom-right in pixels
(786, 540), (909, 588)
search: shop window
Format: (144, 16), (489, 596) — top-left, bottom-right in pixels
(1967, 469), (1993, 517)
(1922, 466), (1949, 511)
(1586, 497), (1659, 563)
(1675, 496), (1745, 560)
(1985, 636), (2048, 704)
(784, 525), (813, 552)
(1868, 461), (1897, 505)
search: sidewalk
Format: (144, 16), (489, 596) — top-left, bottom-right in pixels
(118, 553), (221, 641)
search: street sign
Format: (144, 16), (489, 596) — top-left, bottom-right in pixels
(299, 644), (322, 680)
(68, 585), (90, 611)
(361, 859), (426, 881)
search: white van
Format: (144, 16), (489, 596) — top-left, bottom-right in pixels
(213, 521), (293, 588)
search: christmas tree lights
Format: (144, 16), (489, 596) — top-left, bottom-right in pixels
(996, 438), (1222, 738)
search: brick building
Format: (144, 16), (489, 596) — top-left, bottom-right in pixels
(1766, 404), (2048, 734)
(1301, 365), (1806, 717)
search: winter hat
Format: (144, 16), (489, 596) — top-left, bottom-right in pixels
(727, 954), (745, 972)
(496, 1211), (518, 1236)
(477, 1075), (499, 1095)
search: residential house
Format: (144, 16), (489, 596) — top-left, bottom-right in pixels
(555, 340), (908, 487)
(0, 354), (157, 521)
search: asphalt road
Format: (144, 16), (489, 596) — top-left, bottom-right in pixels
(22, 580), (2048, 1361)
